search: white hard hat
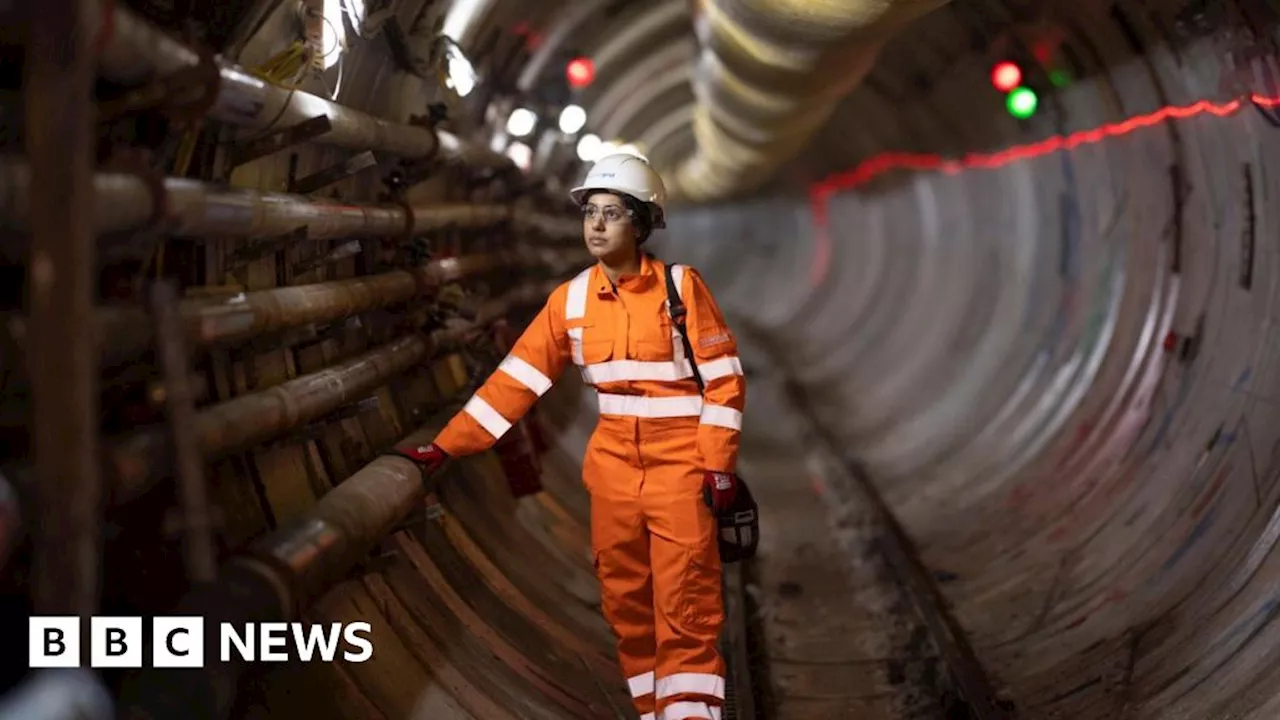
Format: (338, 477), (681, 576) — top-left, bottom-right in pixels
(570, 153), (667, 229)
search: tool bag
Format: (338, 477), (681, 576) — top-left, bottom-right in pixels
(662, 261), (760, 564)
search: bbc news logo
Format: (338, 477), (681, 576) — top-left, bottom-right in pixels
(29, 617), (373, 668)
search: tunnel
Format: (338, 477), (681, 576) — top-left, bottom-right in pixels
(0, 0), (1278, 718)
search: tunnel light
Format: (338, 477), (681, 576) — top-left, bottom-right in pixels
(567, 57), (595, 89)
(991, 61), (1022, 92)
(321, 0), (345, 70)
(506, 107), (538, 138)
(576, 133), (602, 162)
(506, 141), (533, 171)
(1006, 87), (1039, 119)
(445, 45), (476, 97)
(558, 105), (587, 135)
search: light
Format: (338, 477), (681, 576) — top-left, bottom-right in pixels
(991, 61), (1022, 92)
(343, 0), (366, 35)
(616, 143), (647, 160)
(506, 141), (532, 171)
(567, 57), (595, 89)
(1007, 87), (1039, 119)
(321, 0), (346, 70)
(445, 45), (476, 97)
(506, 107), (538, 137)
(576, 133), (602, 162)
(558, 105), (587, 134)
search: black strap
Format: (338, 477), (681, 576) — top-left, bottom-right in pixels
(664, 262), (704, 392)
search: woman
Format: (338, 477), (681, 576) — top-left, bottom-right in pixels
(394, 153), (751, 720)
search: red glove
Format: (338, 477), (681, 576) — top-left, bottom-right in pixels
(702, 471), (741, 515)
(385, 442), (448, 483)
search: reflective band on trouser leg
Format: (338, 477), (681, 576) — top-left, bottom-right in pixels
(699, 404), (742, 431)
(598, 394), (703, 419)
(657, 674), (725, 700)
(661, 701), (722, 720)
(464, 396), (512, 440)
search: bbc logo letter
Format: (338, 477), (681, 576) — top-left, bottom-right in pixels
(30, 617), (145, 668)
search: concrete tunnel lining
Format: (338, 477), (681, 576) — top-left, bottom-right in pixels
(4, 0), (1280, 718)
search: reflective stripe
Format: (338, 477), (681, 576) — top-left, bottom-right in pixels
(670, 263), (686, 301)
(640, 714), (656, 720)
(568, 327), (584, 365)
(628, 671), (655, 697)
(499, 355), (552, 396)
(657, 673), (725, 700)
(697, 356), (742, 382)
(565, 268), (591, 319)
(598, 394), (702, 418)
(661, 701), (719, 720)
(700, 404), (742, 431)
(582, 359), (694, 384)
(464, 396), (512, 439)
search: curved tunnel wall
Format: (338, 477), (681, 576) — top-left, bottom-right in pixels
(652, 6), (1280, 718)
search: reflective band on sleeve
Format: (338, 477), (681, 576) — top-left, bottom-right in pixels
(656, 673), (725, 700)
(568, 327), (584, 365)
(464, 396), (512, 440)
(628, 671), (655, 697)
(699, 404), (742, 430)
(640, 714), (656, 720)
(597, 394), (703, 418)
(565, 268), (591, 319)
(671, 264), (686, 301)
(499, 355), (553, 396)
(581, 359), (694, 385)
(660, 701), (719, 720)
(696, 356), (742, 381)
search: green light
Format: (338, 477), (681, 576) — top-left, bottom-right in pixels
(1007, 87), (1038, 119)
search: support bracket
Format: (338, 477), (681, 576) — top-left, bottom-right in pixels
(226, 114), (333, 168)
(289, 150), (379, 194)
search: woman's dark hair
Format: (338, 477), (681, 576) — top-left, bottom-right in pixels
(585, 189), (655, 245)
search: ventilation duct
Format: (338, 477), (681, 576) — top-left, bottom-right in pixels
(669, 0), (949, 202)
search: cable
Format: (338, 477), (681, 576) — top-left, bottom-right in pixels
(807, 91), (1280, 285)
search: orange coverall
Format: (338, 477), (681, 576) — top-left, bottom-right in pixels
(434, 254), (746, 720)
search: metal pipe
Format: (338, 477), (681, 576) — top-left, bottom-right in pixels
(105, 279), (559, 505)
(0, 159), (557, 239)
(0, 669), (114, 720)
(149, 280), (218, 583)
(90, 2), (511, 168)
(118, 420), (444, 720)
(0, 470), (19, 571)
(25, 0), (101, 619)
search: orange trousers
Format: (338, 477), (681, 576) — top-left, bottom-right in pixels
(585, 415), (726, 720)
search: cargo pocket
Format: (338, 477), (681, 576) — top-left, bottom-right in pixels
(678, 546), (724, 632)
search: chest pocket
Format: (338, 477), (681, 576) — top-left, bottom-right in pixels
(633, 303), (677, 362)
(570, 321), (614, 365)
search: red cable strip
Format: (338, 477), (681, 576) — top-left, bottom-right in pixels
(807, 93), (1280, 285)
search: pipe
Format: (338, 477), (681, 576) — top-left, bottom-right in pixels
(0, 470), (18, 571)
(668, 0), (948, 202)
(105, 279), (559, 505)
(89, 3), (511, 169)
(118, 418), (445, 720)
(0, 159), (573, 240)
(0, 669), (115, 720)
(149, 279), (218, 584)
(25, 0), (101, 619)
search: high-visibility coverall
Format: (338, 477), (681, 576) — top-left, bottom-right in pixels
(434, 254), (746, 720)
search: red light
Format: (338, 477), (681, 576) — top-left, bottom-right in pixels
(992, 62), (1022, 92)
(567, 57), (595, 88)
